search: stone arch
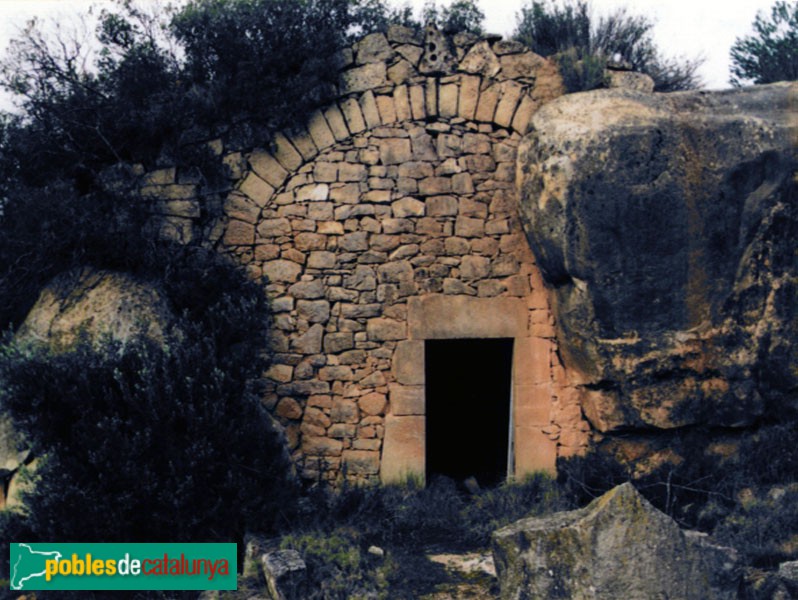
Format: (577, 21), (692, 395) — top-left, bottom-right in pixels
(216, 27), (590, 484)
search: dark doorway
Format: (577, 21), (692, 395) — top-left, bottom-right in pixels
(425, 338), (513, 488)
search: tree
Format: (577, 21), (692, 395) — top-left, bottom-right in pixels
(513, 0), (703, 92)
(421, 0), (485, 35)
(730, 0), (798, 86)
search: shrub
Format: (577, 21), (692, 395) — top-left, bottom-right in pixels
(713, 485), (798, 567)
(280, 530), (392, 599)
(513, 0), (703, 92)
(730, 0), (798, 86)
(0, 332), (295, 545)
(555, 49), (609, 93)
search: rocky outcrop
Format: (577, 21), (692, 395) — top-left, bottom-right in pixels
(518, 83), (798, 448)
(3, 267), (174, 508)
(492, 482), (741, 599)
(17, 267), (172, 351)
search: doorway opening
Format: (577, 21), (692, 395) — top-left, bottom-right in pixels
(425, 338), (513, 488)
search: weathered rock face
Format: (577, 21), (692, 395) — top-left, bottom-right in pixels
(2, 268), (173, 508)
(17, 267), (172, 350)
(518, 83), (798, 440)
(492, 482), (741, 599)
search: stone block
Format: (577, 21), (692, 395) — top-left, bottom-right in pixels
(340, 62), (387, 94)
(458, 40), (500, 78)
(392, 340), (425, 385)
(263, 260), (302, 283)
(330, 183), (360, 203)
(359, 90), (382, 129)
(427, 195), (458, 216)
(291, 323), (324, 354)
(295, 183), (329, 201)
(513, 425), (558, 477)
(500, 51), (545, 80)
(460, 255), (490, 280)
(512, 95), (537, 134)
(388, 59), (414, 85)
(419, 177), (452, 196)
(475, 84), (501, 123)
(306, 251), (335, 270)
(514, 336), (552, 386)
(273, 132), (303, 171)
(356, 33), (393, 64)
(294, 233), (327, 251)
(223, 220), (255, 246)
(425, 77), (438, 116)
(340, 97), (367, 134)
(378, 138), (412, 165)
(381, 415), (425, 484)
(319, 365), (354, 381)
(324, 332), (354, 353)
(307, 110), (336, 150)
(376, 95), (397, 124)
(367, 318), (407, 341)
(249, 150), (289, 188)
(343, 450), (381, 475)
(257, 217), (291, 237)
(495, 81), (524, 128)
(409, 85), (426, 120)
(458, 75), (481, 120)
(328, 423), (357, 438)
(297, 299), (330, 323)
(389, 383), (424, 415)
(514, 383), (552, 427)
(439, 83), (459, 118)
(452, 172), (475, 194)
(340, 231), (369, 251)
(408, 295), (526, 339)
(338, 162), (368, 182)
(393, 85), (412, 121)
(286, 127), (318, 161)
(455, 216), (485, 238)
(239, 173), (275, 205)
(360, 392), (387, 416)
(288, 279), (324, 300)
(392, 197), (425, 217)
(318, 221), (344, 235)
(302, 436), (343, 456)
(276, 397), (303, 420)
(331, 398), (359, 423)
(324, 104), (350, 141)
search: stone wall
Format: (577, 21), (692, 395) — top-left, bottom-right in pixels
(142, 26), (593, 484)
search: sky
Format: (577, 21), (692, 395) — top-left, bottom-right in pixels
(0, 0), (780, 111)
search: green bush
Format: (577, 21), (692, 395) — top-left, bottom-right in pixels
(513, 0), (702, 92)
(280, 530), (392, 600)
(730, 0), (798, 86)
(555, 49), (609, 93)
(0, 332), (294, 544)
(713, 485), (798, 567)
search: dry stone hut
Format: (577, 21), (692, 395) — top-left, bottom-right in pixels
(148, 26), (593, 486)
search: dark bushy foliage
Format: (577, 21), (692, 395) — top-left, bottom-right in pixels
(0, 333), (294, 545)
(513, 0), (703, 92)
(730, 0), (798, 86)
(420, 0), (485, 35)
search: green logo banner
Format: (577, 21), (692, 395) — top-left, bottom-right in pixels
(10, 543), (237, 591)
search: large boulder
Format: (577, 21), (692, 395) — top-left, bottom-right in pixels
(3, 267), (174, 508)
(491, 482), (741, 599)
(16, 267), (173, 350)
(518, 83), (798, 436)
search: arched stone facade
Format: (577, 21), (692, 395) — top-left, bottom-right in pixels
(207, 27), (591, 484)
